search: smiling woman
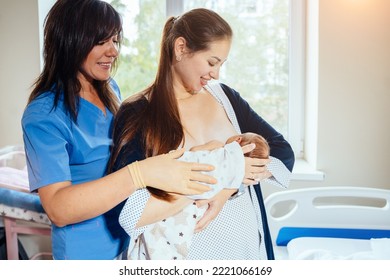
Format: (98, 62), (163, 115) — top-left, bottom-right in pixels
(109, 8), (294, 260)
(20, 0), (216, 260)
(22, 0), (127, 260)
(105, 0), (303, 156)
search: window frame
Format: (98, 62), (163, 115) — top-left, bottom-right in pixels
(40, 0), (307, 161)
(288, 0), (306, 159)
(167, 0), (306, 159)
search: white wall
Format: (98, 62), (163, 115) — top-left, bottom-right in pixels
(0, 0), (51, 259)
(288, 0), (390, 191)
(0, 0), (40, 148)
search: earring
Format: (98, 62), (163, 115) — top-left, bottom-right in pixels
(176, 55), (182, 62)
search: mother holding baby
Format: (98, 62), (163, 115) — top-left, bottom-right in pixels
(109, 8), (294, 260)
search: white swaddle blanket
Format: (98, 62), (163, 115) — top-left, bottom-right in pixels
(0, 148), (29, 191)
(129, 141), (245, 260)
(183, 141), (245, 200)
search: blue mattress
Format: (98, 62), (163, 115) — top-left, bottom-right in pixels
(0, 187), (45, 213)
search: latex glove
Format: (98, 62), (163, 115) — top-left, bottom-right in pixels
(242, 146), (272, 185)
(194, 188), (236, 233)
(138, 148), (217, 195)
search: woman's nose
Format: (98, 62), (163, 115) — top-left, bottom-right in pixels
(107, 42), (119, 58)
(210, 69), (220, 80)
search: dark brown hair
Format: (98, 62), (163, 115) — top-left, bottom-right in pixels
(237, 132), (270, 159)
(109, 8), (233, 201)
(28, 0), (123, 121)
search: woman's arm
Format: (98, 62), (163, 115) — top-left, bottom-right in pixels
(23, 113), (214, 228)
(136, 193), (192, 228)
(37, 148), (212, 227)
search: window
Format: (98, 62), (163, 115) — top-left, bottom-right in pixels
(107, 0), (305, 159)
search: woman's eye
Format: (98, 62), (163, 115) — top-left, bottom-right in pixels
(208, 62), (216, 67)
(97, 40), (106, 45)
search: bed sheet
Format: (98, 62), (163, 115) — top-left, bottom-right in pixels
(284, 237), (390, 260)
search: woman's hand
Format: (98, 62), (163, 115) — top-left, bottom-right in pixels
(138, 148), (217, 195)
(241, 143), (272, 185)
(193, 188), (236, 233)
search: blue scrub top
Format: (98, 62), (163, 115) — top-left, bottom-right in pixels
(21, 80), (129, 259)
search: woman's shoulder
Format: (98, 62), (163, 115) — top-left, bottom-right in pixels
(21, 91), (71, 136)
(109, 78), (121, 100)
(22, 90), (65, 121)
(206, 82), (242, 101)
(114, 94), (148, 127)
(219, 83), (242, 99)
(119, 93), (148, 113)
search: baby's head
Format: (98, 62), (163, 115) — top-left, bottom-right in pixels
(226, 132), (270, 159)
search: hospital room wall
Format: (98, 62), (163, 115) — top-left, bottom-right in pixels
(1, 0), (389, 190)
(286, 0), (390, 194)
(0, 0), (41, 149)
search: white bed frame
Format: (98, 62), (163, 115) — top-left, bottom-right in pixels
(264, 186), (390, 259)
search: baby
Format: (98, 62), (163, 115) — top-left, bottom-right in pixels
(122, 132), (270, 260)
(186, 132), (270, 200)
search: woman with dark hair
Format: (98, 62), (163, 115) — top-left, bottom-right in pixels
(110, 8), (294, 259)
(21, 0), (215, 260)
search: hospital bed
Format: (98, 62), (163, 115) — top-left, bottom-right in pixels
(264, 186), (390, 260)
(0, 146), (51, 260)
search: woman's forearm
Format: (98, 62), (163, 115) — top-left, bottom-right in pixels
(136, 195), (193, 228)
(38, 166), (137, 227)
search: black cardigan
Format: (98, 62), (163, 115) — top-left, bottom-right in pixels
(221, 83), (295, 259)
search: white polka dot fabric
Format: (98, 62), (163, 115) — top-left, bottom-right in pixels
(183, 141), (245, 200)
(187, 190), (262, 259)
(119, 188), (150, 242)
(205, 82), (290, 259)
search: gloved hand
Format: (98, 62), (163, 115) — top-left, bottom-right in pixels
(137, 148), (217, 195)
(242, 143), (271, 185)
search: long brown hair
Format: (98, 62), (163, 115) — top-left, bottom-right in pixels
(28, 0), (123, 121)
(110, 8), (233, 201)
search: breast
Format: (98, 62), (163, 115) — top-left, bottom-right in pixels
(179, 91), (238, 149)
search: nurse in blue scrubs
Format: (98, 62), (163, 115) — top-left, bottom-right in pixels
(21, 0), (214, 260)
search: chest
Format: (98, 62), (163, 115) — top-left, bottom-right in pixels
(178, 93), (238, 149)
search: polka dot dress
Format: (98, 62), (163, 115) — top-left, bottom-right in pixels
(187, 189), (262, 259)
